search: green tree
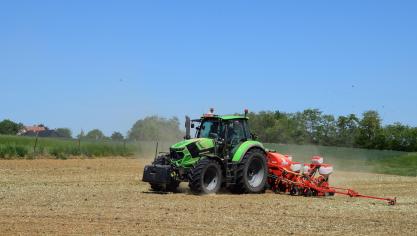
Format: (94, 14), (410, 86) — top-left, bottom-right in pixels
(318, 114), (337, 146)
(56, 128), (72, 138)
(285, 112), (309, 144)
(247, 110), (310, 144)
(383, 123), (415, 152)
(0, 119), (24, 135)
(411, 128), (417, 152)
(128, 116), (183, 141)
(356, 111), (384, 149)
(273, 112), (294, 143)
(85, 129), (106, 141)
(111, 132), (124, 141)
(301, 109), (323, 144)
(247, 111), (278, 143)
(336, 114), (359, 146)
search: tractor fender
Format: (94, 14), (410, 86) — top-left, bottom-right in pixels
(200, 155), (223, 166)
(231, 141), (266, 162)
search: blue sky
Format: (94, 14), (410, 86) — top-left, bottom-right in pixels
(1, 1), (416, 136)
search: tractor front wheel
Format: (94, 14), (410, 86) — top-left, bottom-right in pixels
(188, 158), (223, 194)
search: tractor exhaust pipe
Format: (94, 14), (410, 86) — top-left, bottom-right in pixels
(185, 116), (191, 140)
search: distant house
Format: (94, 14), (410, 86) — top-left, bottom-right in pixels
(19, 125), (47, 134)
(18, 125), (60, 138)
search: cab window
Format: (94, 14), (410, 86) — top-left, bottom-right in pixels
(226, 120), (247, 147)
(198, 120), (222, 139)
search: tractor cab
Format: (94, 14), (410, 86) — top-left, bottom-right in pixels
(187, 110), (253, 158)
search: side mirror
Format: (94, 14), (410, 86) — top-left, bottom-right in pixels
(191, 123), (195, 128)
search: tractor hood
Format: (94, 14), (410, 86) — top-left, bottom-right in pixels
(170, 138), (215, 151)
(169, 138), (215, 165)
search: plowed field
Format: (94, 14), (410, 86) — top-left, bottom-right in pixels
(0, 158), (416, 235)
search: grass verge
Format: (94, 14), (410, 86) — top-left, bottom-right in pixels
(0, 135), (138, 159)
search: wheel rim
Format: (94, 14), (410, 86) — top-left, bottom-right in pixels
(247, 158), (265, 188)
(203, 166), (219, 192)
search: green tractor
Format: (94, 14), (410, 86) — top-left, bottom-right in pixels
(142, 109), (268, 194)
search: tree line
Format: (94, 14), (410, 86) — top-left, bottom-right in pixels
(2, 109), (416, 152)
(126, 112), (417, 152)
(247, 109), (417, 152)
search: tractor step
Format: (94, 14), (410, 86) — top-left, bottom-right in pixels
(225, 162), (238, 185)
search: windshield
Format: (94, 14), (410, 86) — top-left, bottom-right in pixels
(198, 120), (222, 138)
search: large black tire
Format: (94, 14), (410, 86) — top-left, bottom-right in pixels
(188, 158), (223, 194)
(149, 155), (180, 192)
(231, 148), (268, 194)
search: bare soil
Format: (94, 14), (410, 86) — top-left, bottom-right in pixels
(0, 158), (416, 235)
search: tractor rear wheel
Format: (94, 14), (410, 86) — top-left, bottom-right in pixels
(149, 155), (180, 192)
(188, 158), (223, 194)
(231, 149), (268, 194)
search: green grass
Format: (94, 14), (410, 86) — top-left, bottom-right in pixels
(370, 153), (417, 177)
(0, 135), (138, 159)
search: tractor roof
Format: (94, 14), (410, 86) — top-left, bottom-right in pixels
(219, 115), (248, 120)
(200, 114), (248, 120)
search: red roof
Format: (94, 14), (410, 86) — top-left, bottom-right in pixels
(24, 125), (47, 133)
